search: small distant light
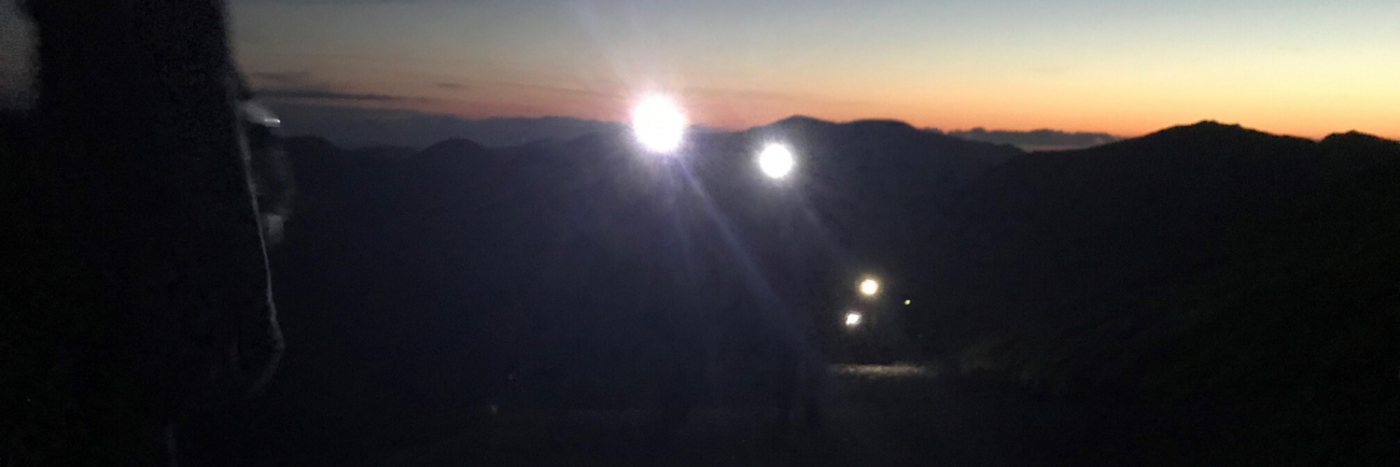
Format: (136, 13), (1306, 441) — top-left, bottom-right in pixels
(859, 278), (880, 297)
(757, 143), (796, 179)
(905, 299), (911, 305)
(631, 95), (687, 153)
(845, 312), (863, 327)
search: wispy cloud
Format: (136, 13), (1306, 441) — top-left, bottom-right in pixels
(246, 70), (433, 102)
(249, 71), (314, 86)
(260, 88), (428, 102)
(435, 82), (469, 90)
(262, 101), (623, 148)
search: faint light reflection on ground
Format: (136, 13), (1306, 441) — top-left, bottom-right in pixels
(831, 363), (939, 379)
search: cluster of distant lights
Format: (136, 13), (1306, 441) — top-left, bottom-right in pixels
(843, 280), (911, 328)
(845, 277), (880, 328)
(631, 96), (910, 330)
(631, 94), (795, 180)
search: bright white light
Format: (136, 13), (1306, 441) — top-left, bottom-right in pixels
(859, 278), (880, 297)
(845, 312), (863, 327)
(904, 299), (911, 305)
(757, 143), (796, 179)
(631, 95), (687, 153)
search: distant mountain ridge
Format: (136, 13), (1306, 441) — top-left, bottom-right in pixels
(269, 106), (1126, 151)
(940, 127), (1120, 150)
(266, 105), (627, 148)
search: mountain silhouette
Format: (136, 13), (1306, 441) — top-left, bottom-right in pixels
(931, 121), (1400, 464)
(935, 121), (1326, 332)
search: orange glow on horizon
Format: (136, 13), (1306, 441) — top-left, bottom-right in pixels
(259, 69), (1400, 141)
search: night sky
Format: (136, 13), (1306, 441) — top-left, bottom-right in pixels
(2, 0), (1398, 138)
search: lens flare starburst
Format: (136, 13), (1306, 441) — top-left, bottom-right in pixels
(632, 95), (687, 153)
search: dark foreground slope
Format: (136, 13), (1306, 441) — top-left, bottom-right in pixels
(174, 117), (1400, 466)
(183, 117), (1022, 465)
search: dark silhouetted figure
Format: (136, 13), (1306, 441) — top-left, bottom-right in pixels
(3, 1), (285, 465)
